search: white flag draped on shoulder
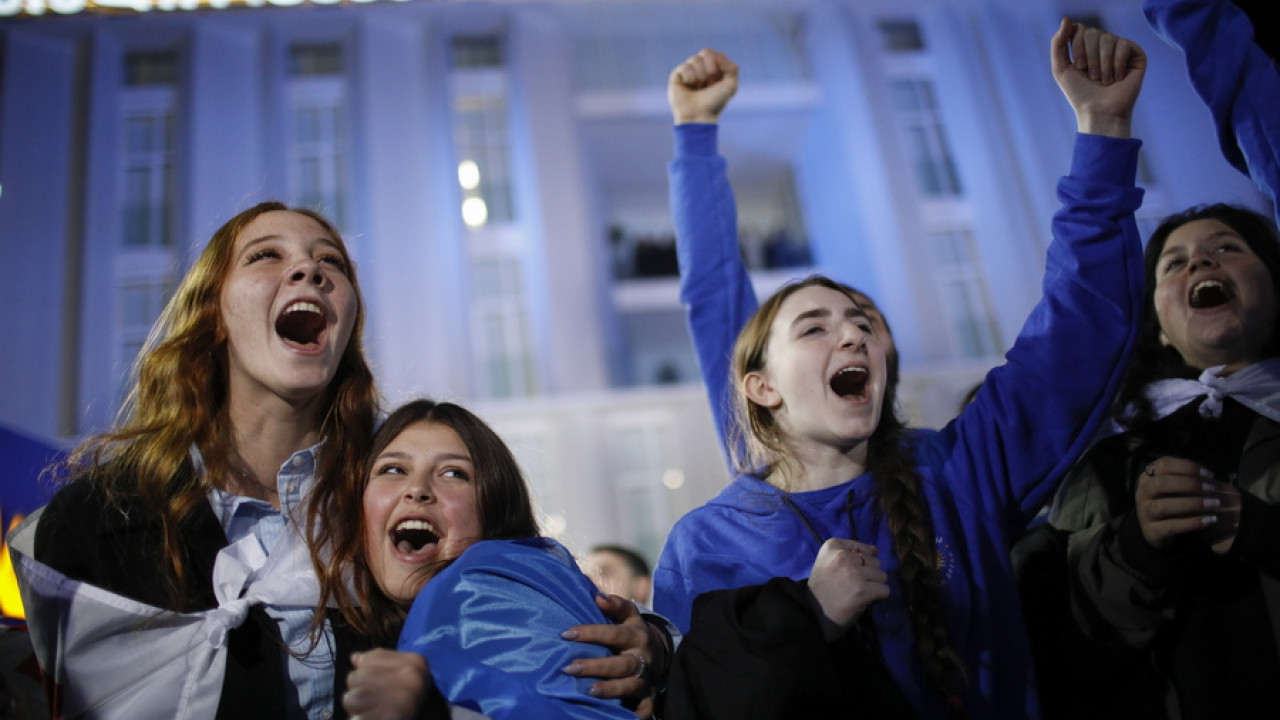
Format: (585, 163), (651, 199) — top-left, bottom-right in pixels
(8, 508), (492, 720)
(7, 507), (321, 720)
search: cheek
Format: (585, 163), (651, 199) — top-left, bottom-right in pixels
(1152, 285), (1180, 327)
(361, 487), (390, 547)
(445, 493), (483, 541)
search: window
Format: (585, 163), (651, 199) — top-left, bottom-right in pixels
(606, 416), (681, 561)
(452, 35), (504, 69)
(449, 34), (534, 399)
(288, 43), (348, 228)
(453, 93), (515, 226)
(879, 19), (925, 53)
(929, 228), (1002, 358)
(116, 278), (174, 385)
(121, 51), (178, 249)
(115, 51), (181, 403)
(470, 255), (536, 398)
(890, 78), (963, 197)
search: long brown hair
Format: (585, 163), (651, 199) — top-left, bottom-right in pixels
(326, 399), (541, 645)
(53, 201), (377, 611)
(730, 275), (966, 701)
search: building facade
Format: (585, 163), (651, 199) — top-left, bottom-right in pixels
(0, 0), (1268, 562)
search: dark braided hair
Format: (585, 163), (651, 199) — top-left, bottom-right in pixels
(730, 275), (967, 703)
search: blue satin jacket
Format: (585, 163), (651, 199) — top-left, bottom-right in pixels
(398, 538), (635, 720)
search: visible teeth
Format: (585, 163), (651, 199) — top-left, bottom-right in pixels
(395, 519), (436, 534)
(1190, 280), (1232, 309)
(284, 301), (323, 316)
(830, 366), (869, 398)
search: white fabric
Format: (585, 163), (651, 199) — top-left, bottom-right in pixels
(1095, 358), (1280, 440)
(1135, 358), (1280, 423)
(7, 508), (322, 720)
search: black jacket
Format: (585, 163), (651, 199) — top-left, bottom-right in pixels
(663, 577), (914, 720)
(34, 464), (371, 720)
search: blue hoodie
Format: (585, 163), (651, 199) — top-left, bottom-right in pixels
(653, 124), (1145, 718)
(1143, 0), (1280, 221)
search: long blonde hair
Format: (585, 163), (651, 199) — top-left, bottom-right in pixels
(54, 201), (377, 610)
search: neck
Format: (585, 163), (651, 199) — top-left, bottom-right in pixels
(769, 437), (869, 493)
(224, 394), (325, 508)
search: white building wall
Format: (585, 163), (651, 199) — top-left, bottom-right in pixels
(0, 0), (1273, 563)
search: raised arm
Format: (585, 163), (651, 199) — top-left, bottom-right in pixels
(667, 49), (758, 466)
(1143, 0), (1280, 216)
(942, 20), (1146, 528)
(1052, 17), (1146, 138)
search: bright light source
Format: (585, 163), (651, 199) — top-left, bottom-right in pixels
(461, 197), (488, 227)
(662, 468), (685, 490)
(1, 515), (26, 620)
(457, 160), (480, 190)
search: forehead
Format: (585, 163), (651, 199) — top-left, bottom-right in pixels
(589, 551), (627, 568)
(235, 210), (337, 251)
(775, 285), (862, 321)
(1162, 218), (1245, 253)
(381, 420), (471, 459)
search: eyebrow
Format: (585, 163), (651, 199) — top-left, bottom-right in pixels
(1160, 231), (1242, 257)
(375, 449), (474, 464)
(237, 233), (342, 259)
(789, 304), (867, 329)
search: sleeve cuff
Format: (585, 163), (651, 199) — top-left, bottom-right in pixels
(674, 123), (719, 158)
(1070, 133), (1143, 187)
(1115, 510), (1184, 585)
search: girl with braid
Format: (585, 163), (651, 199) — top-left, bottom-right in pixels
(653, 20), (1148, 719)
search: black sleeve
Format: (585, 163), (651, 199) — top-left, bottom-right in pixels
(662, 577), (912, 720)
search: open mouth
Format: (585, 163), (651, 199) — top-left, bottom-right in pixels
(275, 301), (327, 346)
(392, 519), (439, 554)
(829, 366), (869, 399)
(1189, 280), (1233, 309)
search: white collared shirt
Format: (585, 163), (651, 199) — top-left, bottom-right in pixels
(204, 443), (336, 720)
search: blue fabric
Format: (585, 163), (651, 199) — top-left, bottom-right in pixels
(1143, 0), (1280, 221)
(398, 538), (636, 720)
(655, 125), (1145, 719)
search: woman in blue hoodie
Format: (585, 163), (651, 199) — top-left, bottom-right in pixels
(654, 20), (1147, 719)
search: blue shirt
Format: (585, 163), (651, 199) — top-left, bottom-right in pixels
(205, 443), (336, 720)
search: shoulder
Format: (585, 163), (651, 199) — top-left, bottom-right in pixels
(403, 539), (607, 646)
(429, 538), (597, 608)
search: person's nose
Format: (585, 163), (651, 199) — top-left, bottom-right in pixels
(288, 259), (326, 286)
(839, 321), (869, 350)
(1187, 249), (1218, 274)
(403, 478), (433, 504)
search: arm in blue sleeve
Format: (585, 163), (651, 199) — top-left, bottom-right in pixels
(946, 133), (1146, 530)
(398, 542), (637, 720)
(1143, 0), (1280, 213)
(669, 123), (760, 469)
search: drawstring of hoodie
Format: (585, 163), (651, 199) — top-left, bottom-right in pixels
(782, 490), (969, 719)
(781, 490), (884, 658)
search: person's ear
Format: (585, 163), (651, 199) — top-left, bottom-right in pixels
(743, 371), (782, 410)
